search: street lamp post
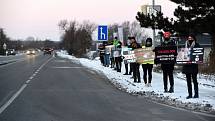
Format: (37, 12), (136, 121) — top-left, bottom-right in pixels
(152, 0), (155, 47)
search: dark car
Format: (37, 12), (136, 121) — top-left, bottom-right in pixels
(43, 48), (52, 55)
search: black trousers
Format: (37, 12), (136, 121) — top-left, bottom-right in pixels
(163, 70), (174, 90)
(133, 63), (140, 82)
(186, 73), (198, 97)
(100, 55), (104, 65)
(142, 64), (153, 84)
(124, 63), (132, 74)
(115, 57), (122, 72)
(125, 63), (128, 74)
(110, 58), (115, 68)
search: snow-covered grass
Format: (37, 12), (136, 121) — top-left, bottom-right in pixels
(56, 51), (215, 113)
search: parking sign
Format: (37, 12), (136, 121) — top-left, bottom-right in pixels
(98, 25), (108, 41)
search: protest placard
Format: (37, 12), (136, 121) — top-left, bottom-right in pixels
(154, 46), (177, 64)
(177, 48), (204, 64)
(134, 48), (155, 64)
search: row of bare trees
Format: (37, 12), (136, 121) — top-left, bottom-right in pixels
(58, 20), (96, 57)
(107, 21), (149, 45)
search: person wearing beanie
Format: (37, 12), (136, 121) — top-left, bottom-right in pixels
(161, 32), (175, 93)
(142, 38), (154, 87)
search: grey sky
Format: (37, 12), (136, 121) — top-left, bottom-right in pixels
(0, 0), (178, 41)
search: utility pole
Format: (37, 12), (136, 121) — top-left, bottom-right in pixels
(152, 0), (156, 47)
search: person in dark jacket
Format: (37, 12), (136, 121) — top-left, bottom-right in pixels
(130, 37), (141, 83)
(182, 35), (200, 99)
(142, 38), (154, 87)
(98, 43), (105, 66)
(161, 32), (175, 93)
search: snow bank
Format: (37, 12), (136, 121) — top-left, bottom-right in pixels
(56, 51), (215, 113)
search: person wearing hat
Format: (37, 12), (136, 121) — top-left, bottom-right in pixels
(161, 32), (175, 93)
(130, 37), (141, 83)
(142, 38), (154, 87)
(182, 34), (200, 99)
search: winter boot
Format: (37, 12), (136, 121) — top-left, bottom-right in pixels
(168, 87), (174, 93)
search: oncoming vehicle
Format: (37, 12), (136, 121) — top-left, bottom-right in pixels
(26, 49), (36, 55)
(43, 48), (52, 55)
(6, 49), (16, 55)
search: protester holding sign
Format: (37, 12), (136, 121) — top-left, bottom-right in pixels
(142, 38), (154, 87)
(123, 37), (133, 75)
(113, 37), (122, 72)
(161, 32), (176, 93)
(103, 42), (111, 67)
(182, 35), (200, 99)
(115, 41), (123, 72)
(130, 37), (141, 83)
(98, 43), (105, 66)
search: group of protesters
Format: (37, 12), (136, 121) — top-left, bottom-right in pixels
(98, 32), (200, 99)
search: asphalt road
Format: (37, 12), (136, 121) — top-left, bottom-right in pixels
(0, 54), (214, 121)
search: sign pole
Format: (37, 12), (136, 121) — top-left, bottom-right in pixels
(152, 0), (155, 48)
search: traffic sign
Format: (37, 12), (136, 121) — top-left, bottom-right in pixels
(98, 25), (108, 41)
(141, 5), (161, 16)
(3, 43), (7, 50)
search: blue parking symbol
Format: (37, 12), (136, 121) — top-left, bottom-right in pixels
(98, 25), (108, 41)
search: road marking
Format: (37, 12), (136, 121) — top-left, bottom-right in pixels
(0, 57), (53, 115)
(146, 97), (215, 118)
(51, 66), (84, 69)
(25, 80), (31, 84)
(0, 54), (42, 68)
(0, 58), (25, 68)
(29, 76), (34, 80)
(0, 84), (27, 114)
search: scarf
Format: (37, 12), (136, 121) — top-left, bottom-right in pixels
(185, 40), (195, 48)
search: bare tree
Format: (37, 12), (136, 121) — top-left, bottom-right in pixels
(58, 20), (95, 57)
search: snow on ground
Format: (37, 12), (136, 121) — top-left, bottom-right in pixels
(56, 51), (215, 113)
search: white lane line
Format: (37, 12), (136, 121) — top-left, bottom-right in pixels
(148, 97), (215, 118)
(0, 84), (27, 114)
(29, 76), (34, 80)
(0, 57), (53, 114)
(25, 80), (31, 84)
(0, 59), (25, 68)
(51, 66), (84, 69)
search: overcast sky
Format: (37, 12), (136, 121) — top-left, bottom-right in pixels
(0, 0), (178, 41)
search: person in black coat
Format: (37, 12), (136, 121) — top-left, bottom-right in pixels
(161, 32), (175, 93)
(182, 35), (200, 99)
(115, 41), (123, 72)
(130, 37), (141, 83)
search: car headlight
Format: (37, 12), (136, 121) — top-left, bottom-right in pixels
(27, 51), (30, 54)
(32, 51), (35, 53)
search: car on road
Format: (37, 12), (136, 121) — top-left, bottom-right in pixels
(6, 49), (16, 55)
(43, 48), (52, 55)
(26, 49), (36, 55)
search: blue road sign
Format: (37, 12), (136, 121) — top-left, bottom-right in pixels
(98, 25), (108, 41)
